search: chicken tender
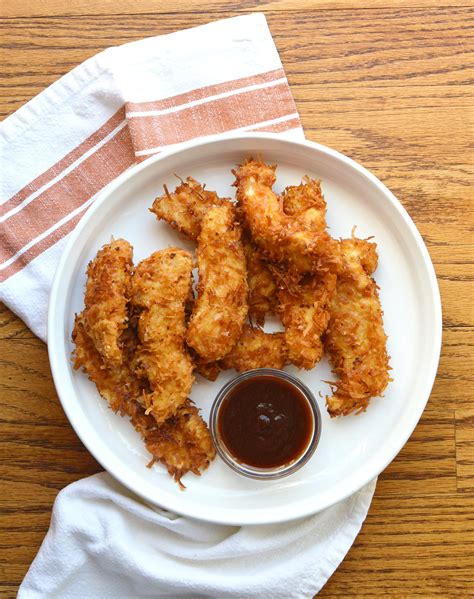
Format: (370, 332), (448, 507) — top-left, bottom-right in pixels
(220, 325), (288, 372)
(278, 273), (337, 370)
(243, 237), (278, 325)
(282, 176), (326, 232)
(129, 399), (215, 487)
(72, 317), (214, 485)
(186, 203), (248, 362)
(152, 183), (272, 325)
(81, 239), (133, 366)
(132, 249), (195, 423)
(150, 177), (227, 240)
(324, 238), (390, 416)
(194, 359), (221, 382)
(234, 159), (340, 275)
(278, 177), (336, 369)
(72, 313), (141, 414)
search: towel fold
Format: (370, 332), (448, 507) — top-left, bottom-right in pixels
(18, 473), (376, 598)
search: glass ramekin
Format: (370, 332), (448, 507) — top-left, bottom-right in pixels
(209, 368), (322, 480)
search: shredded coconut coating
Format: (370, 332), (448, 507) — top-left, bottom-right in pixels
(278, 273), (337, 370)
(82, 239), (133, 367)
(324, 238), (391, 416)
(186, 203), (248, 362)
(220, 325), (288, 372)
(72, 316), (214, 485)
(243, 237), (278, 326)
(130, 399), (215, 487)
(150, 177), (227, 240)
(234, 159), (341, 275)
(278, 175), (337, 369)
(132, 248), (195, 423)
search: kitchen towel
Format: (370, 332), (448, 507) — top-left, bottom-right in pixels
(0, 13), (376, 597)
(0, 13), (302, 339)
(18, 473), (376, 598)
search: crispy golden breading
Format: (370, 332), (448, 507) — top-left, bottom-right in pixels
(72, 317), (214, 485)
(150, 182), (270, 326)
(278, 273), (337, 370)
(150, 177), (227, 240)
(234, 159), (340, 274)
(151, 184), (275, 325)
(186, 203), (248, 362)
(132, 249), (195, 423)
(129, 399), (215, 487)
(282, 176), (326, 231)
(324, 238), (390, 416)
(340, 234), (379, 277)
(72, 313), (142, 414)
(82, 239), (133, 366)
(243, 237), (278, 325)
(220, 325), (288, 372)
(194, 359), (221, 382)
(278, 176), (336, 369)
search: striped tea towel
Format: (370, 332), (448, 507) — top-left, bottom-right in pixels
(1, 13), (376, 598)
(0, 13), (302, 340)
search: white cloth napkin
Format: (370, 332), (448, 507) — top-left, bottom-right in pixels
(18, 473), (376, 598)
(0, 13), (377, 597)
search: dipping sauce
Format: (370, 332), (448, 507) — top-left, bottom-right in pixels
(217, 375), (314, 469)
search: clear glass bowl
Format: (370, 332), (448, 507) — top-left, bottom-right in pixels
(210, 368), (322, 480)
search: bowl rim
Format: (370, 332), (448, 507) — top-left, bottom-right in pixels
(48, 132), (442, 525)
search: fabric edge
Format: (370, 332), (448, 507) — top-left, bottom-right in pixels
(308, 478), (377, 596)
(0, 13), (269, 144)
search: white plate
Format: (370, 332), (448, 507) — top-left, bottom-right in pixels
(48, 133), (442, 525)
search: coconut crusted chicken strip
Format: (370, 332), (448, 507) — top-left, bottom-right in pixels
(151, 179), (275, 326)
(81, 239), (133, 366)
(150, 177), (227, 240)
(324, 237), (391, 416)
(242, 237), (278, 325)
(186, 203), (248, 362)
(278, 273), (337, 370)
(128, 399), (215, 487)
(194, 359), (221, 382)
(72, 314), (141, 414)
(72, 317), (214, 486)
(194, 324), (287, 380)
(132, 249), (195, 423)
(277, 176), (337, 369)
(234, 159), (340, 275)
(220, 325), (288, 372)
(282, 176), (327, 231)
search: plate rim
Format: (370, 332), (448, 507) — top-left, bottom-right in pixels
(48, 132), (442, 525)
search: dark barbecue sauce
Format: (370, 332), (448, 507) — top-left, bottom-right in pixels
(218, 376), (314, 468)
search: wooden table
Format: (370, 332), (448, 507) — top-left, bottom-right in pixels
(1, 1), (473, 596)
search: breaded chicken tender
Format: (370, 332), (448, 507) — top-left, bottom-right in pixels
(150, 177), (227, 240)
(243, 237), (278, 325)
(186, 203), (248, 362)
(278, 176), (337, 369)
(151, 182), (272, 325)
(129, 399), (215, 487)
(220, 325), (288, 372)
(278, 273), (337, 370)
(282, 176), (326, 231)
(194, 359), (221, 382)
(132, 249), (195, 423)
(72, 317), (214, 485)
(234, 159), (340, 275)
(82, 239), (133, 366)
(72, 313), (142, 414)
(324, 238), (390, 416)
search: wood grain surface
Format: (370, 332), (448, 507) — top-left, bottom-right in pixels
(1, 2), (473, 596)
